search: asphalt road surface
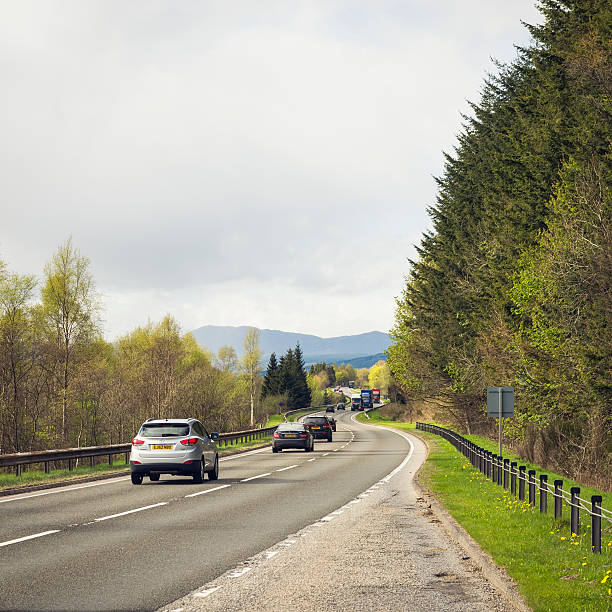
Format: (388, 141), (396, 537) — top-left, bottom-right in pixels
(0, 407), (409, 611)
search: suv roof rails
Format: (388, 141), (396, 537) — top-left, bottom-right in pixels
(145, 418), (155, 422)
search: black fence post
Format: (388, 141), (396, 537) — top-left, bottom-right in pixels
(497, 456), (503, 486)
(570, 487), (580, 535)
(492, 454), (497, 482)
(591, 495), (602, 553)
(554, 480), (563, 519)
(44, 461), (50, 474)
(518, 466), (526, 500)
(511, 462), (517, 495)
(528, 470), (536, 507)
(503, 459), (509, 489)
(539, 475), (548, 513)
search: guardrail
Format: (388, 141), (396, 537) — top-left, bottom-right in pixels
(416, 422), (611, 554)
(0, 405), (326, 476)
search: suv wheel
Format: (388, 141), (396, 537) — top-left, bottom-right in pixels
(131, 473), (143, 485)
(149, 474), (160, 482)
(208, 455), (219, 480)
(193, 459), (205, 483)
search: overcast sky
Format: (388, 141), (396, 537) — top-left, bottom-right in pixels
(1, 0), (542, 341)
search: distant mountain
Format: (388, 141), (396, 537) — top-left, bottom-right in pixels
(189, 325), (390, 365)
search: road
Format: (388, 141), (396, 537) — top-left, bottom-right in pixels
(0, 405), (410, 611)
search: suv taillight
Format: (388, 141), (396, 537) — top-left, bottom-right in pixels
(180, 437), (198, 446)
(299, 432), (308, 438)
(273, 432), (280, 439)
(132, 438), (144, 445)
(322, 423), (329, 428)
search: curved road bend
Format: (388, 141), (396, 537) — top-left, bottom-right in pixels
(0, 409), (410, 611)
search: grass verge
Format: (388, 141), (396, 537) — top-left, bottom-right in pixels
(358, 409), (612, 611)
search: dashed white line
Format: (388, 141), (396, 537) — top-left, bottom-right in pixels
(241, 472), (271, 482)
(322, 453), (329, 456)
(265, 550), (279, 559)
(0, 530), (61, 548)
(228, 567), (252, 578)
(307, 458), (316, 462)
(95, 502), (167, 522)
(185, 484), (231, 498)
(275, 465), (298, 472)
(194, 586), (221, 598)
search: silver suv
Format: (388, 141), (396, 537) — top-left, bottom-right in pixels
(129, 418), (219, 484)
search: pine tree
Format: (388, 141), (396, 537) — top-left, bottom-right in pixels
(261, 353), (279, 399)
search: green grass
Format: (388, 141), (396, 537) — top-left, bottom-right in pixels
(360, 409), (612, 611)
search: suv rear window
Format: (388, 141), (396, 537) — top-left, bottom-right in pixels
(304, 417), (327, 425)
(140, 423), (190, 437)
(277, 423), (305, 431)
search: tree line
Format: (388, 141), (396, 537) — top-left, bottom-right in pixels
(0, 239), (266, 454)
(387, 0), (611, 486)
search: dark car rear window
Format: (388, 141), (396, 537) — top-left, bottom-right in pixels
(140, 423), (190, 437)
(277, 423), (305, 431)
(304, 417), (327, 424)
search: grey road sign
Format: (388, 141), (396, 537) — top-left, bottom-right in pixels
(487, 387), (514, 417)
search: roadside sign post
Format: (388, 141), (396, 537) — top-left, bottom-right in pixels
(487, 387), (514, 458)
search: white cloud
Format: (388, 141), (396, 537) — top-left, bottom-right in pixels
(0, 0), (542, 340)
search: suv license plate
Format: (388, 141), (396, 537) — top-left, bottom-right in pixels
(152, 445), (173, 450)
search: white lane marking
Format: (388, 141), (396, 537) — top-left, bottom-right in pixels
(281, 539), (297, 546)
(307, 458), (316, 462)
(322, 453), (329, 456)
(331, 510), (344, 515)
(333, 449), (339, 452)
(0, 529), (61, 548)
(265, 550), (279, 559)
(275, 465), (298, 472)
(170, 607), (185, 611)
(321, 516), (335, 522)
(194, 586), (221, 598)
(185, 484), (231, 498)
(0, 477), (131, 504)
(381, 438), (414, 482)
(95, 502), (167, 522)
(240, 472), (271, 482)
(228, 567), (252, 578)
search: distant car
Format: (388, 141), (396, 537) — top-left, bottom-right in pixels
(326, 414), (337, 432)
(304, 416), (333, 442)
(130, 418), (219, 484)
(336, 402), (345, 411)
(325, 405), (335, 413)
(272, 422), (313, 453)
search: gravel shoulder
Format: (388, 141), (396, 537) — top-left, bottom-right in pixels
(160, 429), (528, 612)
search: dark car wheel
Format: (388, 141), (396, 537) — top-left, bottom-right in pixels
(131, 473), (143, 485)
(208, 455), (219, 480)
(149, 473), (160, 482)
(193, 459), (205, 483)
(272, 447), (279, 453)
(327, 436), (332, 442)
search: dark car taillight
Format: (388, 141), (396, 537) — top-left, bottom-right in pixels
(322, 424), (329, 428)
(273, 431), (280, 439)
(132, 438), (144, 445)
(180, 437), (198, 446)
(299, 432), (308, 438)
